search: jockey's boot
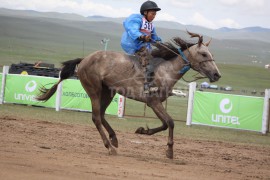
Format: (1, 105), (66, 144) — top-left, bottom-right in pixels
(135, 47), (158, 94)
(143, 64), (158, 94)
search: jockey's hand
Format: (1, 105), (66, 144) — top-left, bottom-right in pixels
(144, 35), (151, 42)
(155, 40), (161, 45)
(139, 35), (151, 42)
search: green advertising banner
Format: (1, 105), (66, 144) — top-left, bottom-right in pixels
(4, 74), (58, 108)
(192, 91), (264, 132)
(61, 79), (119, 115)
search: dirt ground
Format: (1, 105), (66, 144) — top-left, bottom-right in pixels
(0, 115), (270, 180)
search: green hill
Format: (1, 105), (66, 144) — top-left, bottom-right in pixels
(0, 15), (123, 66)
(0, 9), (270, 67)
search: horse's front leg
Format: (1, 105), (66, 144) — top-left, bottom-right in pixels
(136, 102), (174, 159)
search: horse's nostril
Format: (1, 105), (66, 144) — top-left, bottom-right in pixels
(214, 73), (221, 79)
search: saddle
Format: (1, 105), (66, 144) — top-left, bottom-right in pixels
(127, 54), (165, 93)
(127, 54), (164, 73)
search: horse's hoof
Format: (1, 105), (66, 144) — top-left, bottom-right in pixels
(135, 127), (144, 134)
(166, 149), (173, 159)
(110, 136), (118, 148)
(109, 147), (117, 156)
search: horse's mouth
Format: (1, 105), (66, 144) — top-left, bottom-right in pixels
(209, 72), (221, 82)
(201, 70), (221, 82)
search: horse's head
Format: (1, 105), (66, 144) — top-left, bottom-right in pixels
(186, 31), (221, 82)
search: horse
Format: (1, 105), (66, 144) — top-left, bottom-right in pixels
(36, 31), (221, 159)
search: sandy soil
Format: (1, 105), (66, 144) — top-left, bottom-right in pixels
(0, 115), (270, 180)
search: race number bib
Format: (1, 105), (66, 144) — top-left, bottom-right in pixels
(140, 17), (153, 35)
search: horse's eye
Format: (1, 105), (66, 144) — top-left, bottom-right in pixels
(201, 53), (207, 57)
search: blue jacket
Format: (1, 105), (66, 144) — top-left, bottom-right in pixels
(121, 14), (161, 55)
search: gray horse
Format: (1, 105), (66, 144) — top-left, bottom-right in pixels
(37, 31), (221, 159)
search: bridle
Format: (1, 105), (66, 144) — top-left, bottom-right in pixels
(189, 56), (216, 72)
(182, 46), (216, 82)
(153, 41), (215, 82)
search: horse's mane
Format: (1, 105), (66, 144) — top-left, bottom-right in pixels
(151, 37), (195, 60)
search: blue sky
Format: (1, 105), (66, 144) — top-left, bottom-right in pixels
(1, 0), (269, 29)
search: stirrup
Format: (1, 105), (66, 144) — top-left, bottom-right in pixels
(143, 86), (158, 94)
(149, 87), (158, 92)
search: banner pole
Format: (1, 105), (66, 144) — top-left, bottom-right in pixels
(117, 95), (125, 118)
(55, 81), (63, 112)
(262, 89), (270, 134)
(0, 66), (9, 104)
(186, 82), (196, 126)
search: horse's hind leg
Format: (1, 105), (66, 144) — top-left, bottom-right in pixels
(81, 80), (117, 155)
(91, 97), (117, 155)
(100, 85), (118, 148)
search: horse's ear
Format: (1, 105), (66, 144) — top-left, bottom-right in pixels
(205, 38), (212, 47)
(187, 30), (201, 39)
(198, 36), (203, 47)
(187, 30), (203, 47)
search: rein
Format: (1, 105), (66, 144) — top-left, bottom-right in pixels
(153, 41), (209, 82)
(153, 41), (190, 71)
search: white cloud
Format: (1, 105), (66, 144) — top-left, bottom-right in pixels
(190, 12), (241, 29)
(170, 0), (195, 8)
(219, 0), (241, 5)
(156, 12), (178, 22)
(217, 18), (240, 28)
(219, 0), (265, 8)
(0, 0), (134, 17)
(77, 1), (134, 17)
(0, 0), (269, 28)
(191, 12), (217, 29)
(245, 0), (265, 9)
(219, 0), (267, 16)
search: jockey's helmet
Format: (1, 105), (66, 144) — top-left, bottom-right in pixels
(140, 1), (161, 15)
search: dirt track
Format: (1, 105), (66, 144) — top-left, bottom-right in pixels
(0, 115), (270, 180)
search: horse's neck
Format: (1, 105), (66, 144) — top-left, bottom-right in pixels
(156, 54), (187, 86)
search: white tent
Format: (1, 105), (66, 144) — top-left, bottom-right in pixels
(201, 82), (209, 88)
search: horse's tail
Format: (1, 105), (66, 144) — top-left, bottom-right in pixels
(36, 58), (83, 101)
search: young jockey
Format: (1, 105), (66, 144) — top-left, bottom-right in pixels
(121, 1), (162, 94)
